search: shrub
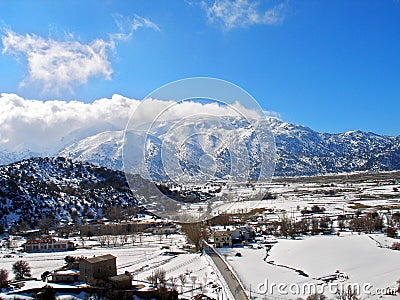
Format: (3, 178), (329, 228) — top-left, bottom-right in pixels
(391, 242), (400, 251)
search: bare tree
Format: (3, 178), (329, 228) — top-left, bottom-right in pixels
(336, 285), (361, 300)
(119, 235), (128, 246)
(105, 235), (111, 247)
(111, 235), (119, 247)
(311, 218), (320, 235)
(169, 276), (177, 292)
(130, 234), (136, 245)
(181, 222), (209, 252)
(178, 273), (187, 293)
(138, 232), (143, 244)
(98, 236), (106, 247)
(203, 272), (208, 285)
(190, 276), (197, 296)
(155, 268), (166, 287)
(147, 273), (157, 287)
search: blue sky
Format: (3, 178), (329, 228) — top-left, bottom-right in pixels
(0, 0), (399, 135)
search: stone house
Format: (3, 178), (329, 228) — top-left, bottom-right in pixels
(24, 237), (75, 252)
(213, 231), (232, 248)
(79, 254), (117, 285)
(50, 270), (80, 283)
(109, 274), (132, 289)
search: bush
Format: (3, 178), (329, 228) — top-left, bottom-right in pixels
(307, 293), (327, 300)
(391, 242), (400, 251)
(385, 227), (398, 238)
(12, 260), (31, 280)
(36, 285), (56, 300)
(0, 269), (8, 288)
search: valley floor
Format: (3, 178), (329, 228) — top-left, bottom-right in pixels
(217, 233), (400, 299)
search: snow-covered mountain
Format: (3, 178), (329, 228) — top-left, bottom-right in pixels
(1, 117), (399, 179)
(60, 116), (276, 182)
(57, 117), (400, 178)
(0, 157), (140, 231)
(269, 118), (400, 176)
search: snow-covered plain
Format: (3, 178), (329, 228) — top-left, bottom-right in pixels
(0, 233), (226, 299)
(217, 233), (400, 299)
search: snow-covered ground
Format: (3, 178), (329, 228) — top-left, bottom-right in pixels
(217, 233), (400, 299)
(0, 233), (228, 299)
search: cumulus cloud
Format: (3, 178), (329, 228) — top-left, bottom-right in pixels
(202, 0), (286, 30)
(1, 14), (160, 95)
(0, 93), (140, 154)
(2, 30), (114, 94)
(0, 93), (277, 159)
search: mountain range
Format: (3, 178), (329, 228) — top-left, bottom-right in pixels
(1, 117), (400, 230)
(59, 117), (400, 178)
(1, 117), (400, 178)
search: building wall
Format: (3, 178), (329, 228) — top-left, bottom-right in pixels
(79, 223), (153, 236)
(109, 275), (132, 289)
(79, 258), (117, 285)
(24, 241), (74, 252)
(51, 274), (78, 282)
(213, 232), (232, 248)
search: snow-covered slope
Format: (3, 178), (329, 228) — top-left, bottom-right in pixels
(268, 118), (400, 176)
(0, 157), (139, 231)
(60, 130), (124, 171)
(58, 117), (400, 178)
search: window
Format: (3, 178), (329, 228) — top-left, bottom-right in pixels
(109, 266), (111, 270)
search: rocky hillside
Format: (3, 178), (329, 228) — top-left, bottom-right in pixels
(0, 157), (140, 231)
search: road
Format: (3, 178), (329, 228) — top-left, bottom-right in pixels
(204, 246), (249, 300)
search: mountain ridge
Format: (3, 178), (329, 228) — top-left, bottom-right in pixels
(1, 117), (399, 178)
(59, 117), (400, 178)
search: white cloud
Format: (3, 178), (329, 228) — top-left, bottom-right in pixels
(0, 93), (139, 154)
(0, 93), (277, 158)
(2, 30), (114, 95)
(111, 13), (160, 41)
(1, 14), (160, 95)
(202, 0), (286, 30)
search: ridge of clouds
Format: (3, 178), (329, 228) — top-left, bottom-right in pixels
(0, 93), (278, 156)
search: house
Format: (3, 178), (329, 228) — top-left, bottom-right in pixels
(79, 221), (154, 236)
(236, 226), (256, 242)
(213, 231), (232, 248)
(149, 226), (177, 235)
(24, 238), (75, 252)
(109, 274), (132, 289)
(18, 229), (42, 239)
(50, 270), (80, 283)
(79, 254), (117, 285)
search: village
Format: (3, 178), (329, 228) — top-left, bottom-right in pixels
(0, 172), (400, 299)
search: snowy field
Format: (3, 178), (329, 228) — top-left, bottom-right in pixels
(217, 233), (400, 299)
(1, 174), (399, 299)
(0, 233), (228, 299)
